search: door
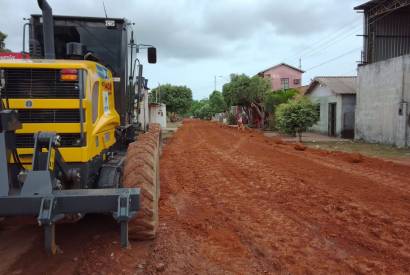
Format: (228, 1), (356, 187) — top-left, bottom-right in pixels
(328, 103), (337, 137)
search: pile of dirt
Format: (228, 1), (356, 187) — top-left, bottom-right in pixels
(272, 137), (286, 145)
(345, 152), (364, 163)
(294, 143), (307, 151)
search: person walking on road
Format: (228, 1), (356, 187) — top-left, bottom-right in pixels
(237, 112), (245, 131)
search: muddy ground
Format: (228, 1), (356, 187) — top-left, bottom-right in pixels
(1, 120), (409, 274)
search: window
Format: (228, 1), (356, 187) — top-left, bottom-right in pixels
(92, 82), (99, 123)
(316, 104), (321, 119)
(281, 78), (289, 90)
(294, 79), (301, 85)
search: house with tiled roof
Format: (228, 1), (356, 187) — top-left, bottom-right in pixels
(305, 76), (357, 138)
(257, 63), (304, 91)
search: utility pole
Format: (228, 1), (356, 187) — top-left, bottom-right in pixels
(299, 58), (302, 70)
(214, 75), (223, 91)
(157, 83), (161, 103)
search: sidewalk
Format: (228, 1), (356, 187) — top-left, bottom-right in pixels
(264, 131), (345, 143)
(264, 131), (410, 164)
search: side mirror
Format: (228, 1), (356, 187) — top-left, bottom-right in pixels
(147, 47), (157, 64)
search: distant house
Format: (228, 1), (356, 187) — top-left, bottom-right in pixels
(306, 77), (357, 138)
(149, 103), (167, 129)
(257, 63), (304, 91)
(354, 0), (410, 147)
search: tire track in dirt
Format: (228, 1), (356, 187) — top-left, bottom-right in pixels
(2, 120), (409, 274)
(206, 124), (410, 272)
(145, 121), (410, 274)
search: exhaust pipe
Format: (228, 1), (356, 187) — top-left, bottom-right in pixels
(37, 0), (55, 59)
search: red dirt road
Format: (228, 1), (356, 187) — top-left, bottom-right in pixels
(1, 120), (410, 274)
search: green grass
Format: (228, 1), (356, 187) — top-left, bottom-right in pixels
(305, 140), (410, 160)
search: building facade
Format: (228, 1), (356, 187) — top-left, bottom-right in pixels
(257, 63), (304, 91)
(306, 77), (357, 138)
(355, 0), (410, 147)
(355, 0), (410, 65)
(356, 55), (410, 147)
(149, 103), (167, 129)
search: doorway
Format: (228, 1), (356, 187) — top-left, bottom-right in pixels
(328, 103), (337, 137)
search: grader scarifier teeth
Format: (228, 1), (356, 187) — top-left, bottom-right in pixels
(123, 123), (161, 240)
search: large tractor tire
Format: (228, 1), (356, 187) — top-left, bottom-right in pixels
(123, 123), (161, 240)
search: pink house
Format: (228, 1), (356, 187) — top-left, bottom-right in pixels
(257, 63), (304, 91)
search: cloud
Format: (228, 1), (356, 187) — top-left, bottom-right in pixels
(0, 0), (360, 61)
(201, 0), (360, 41)
(0, 0), (364, 99)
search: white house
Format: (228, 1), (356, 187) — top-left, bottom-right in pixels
(149, 103), (167, 129)
(306, 77), (357, 138)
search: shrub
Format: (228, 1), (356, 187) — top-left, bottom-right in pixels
(275, 98), (319, 142)
(227, 113), (237, 125)
(264, 89), (298, 114)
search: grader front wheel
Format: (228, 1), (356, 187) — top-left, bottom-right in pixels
(123, 124), (161, 240)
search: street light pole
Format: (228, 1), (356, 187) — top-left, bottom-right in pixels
(214, 75), (223, 91)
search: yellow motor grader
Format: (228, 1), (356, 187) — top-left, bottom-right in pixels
(0, 0), (160, 254)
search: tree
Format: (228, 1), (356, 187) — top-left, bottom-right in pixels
(209, 90), (227, 114)
(275, 97), (319, 142)
(189, 100), (204, 117)
(151, 84), (193, 117)
(189, 99), (213, 120)
(0, 31), (11, 53)
(197, 102), (213, 120)
(222, 74), (271, 128)
(264, 89), (298, 130)
(264, 89), (299, 114)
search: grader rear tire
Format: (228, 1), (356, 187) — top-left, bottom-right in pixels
(123, 123), (161, 240)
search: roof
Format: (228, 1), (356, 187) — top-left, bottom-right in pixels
(257, 63), (305, 75)
(296, 85), (309, 96)
(354, 0), (382, 10)
(305, 76), (357, 95)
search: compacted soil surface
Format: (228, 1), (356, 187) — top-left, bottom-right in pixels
(1, 120), (409, 274)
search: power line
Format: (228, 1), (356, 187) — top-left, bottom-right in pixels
(292, 4), (399, 74)
(286, 2), (398, 69)
(285, 18), (362, 62)
(305, 47), (360, 72)
(301, 26), (362, 60)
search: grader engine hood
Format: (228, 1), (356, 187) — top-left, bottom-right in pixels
(0, 60), (120, 164)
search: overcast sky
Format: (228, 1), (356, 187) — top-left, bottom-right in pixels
(0, 0), (364, 99)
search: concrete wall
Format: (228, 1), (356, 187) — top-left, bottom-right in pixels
(136, 89), (150, 131)
(356, 54), (410, 147)
(262, 65), (303, 91)
(149, 103), (167, 129)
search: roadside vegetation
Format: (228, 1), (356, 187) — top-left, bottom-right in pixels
(149, 74), (318, 139)
(189, 73), (318, 139)
(275, 97), (320, 142)
(150, 84), (193, 121)
(264, 89), (299, 130)
(222, 74), (271, 128)
(0, 31), (11, 52)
